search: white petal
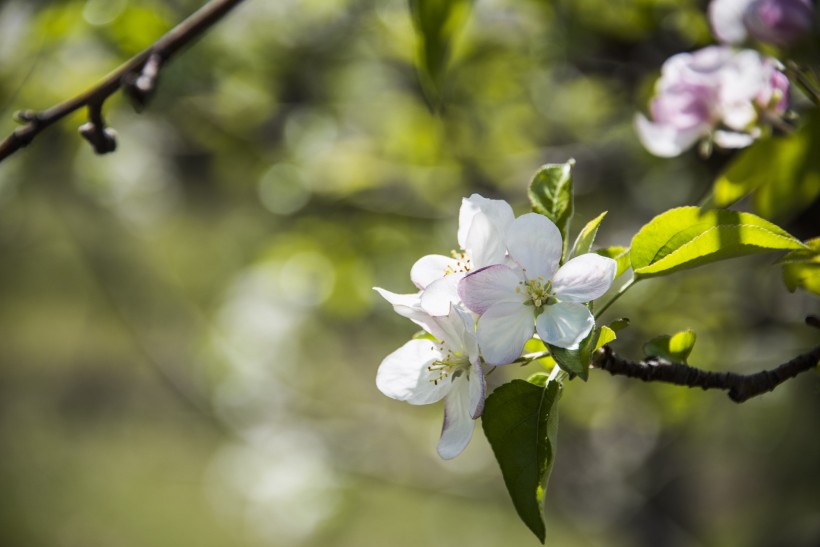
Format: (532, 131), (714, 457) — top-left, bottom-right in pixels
(437, 381), (474, 460)
(709, 0), (753, 44)
(374, 287), (448, 341)
(476, 301), (534, 365)
(506, 213), (562, 282)
(713, 129), (756, 149)
(464, 212), (507, 269)
(468, 360), (486, 419)
(374, 287), (421, 311)
(458, 194), (515, 250)
(458, 264), (523, 315)
(634, 114), (707, 158)
(411, 254), (456, 289)
(535, 302), (594, 350)
(420, 274), (463, 316)
(552, 254), (617, 303)
(376, 340), (451, 405)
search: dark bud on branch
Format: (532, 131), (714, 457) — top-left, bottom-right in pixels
(123, 53), (163, 111)
(79, 103), (117, 154)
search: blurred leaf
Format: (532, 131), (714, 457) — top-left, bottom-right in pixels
(596, 246), (631, 278)
(482, 379), (562, 544)
(630, 207), (806, 279)
(524, 337), (555, 369)
(782, 238), (820, 295)
(710, 112), (820, 221)
(548, 325), (613, 381)
(408, 0), (473, 107)
(569, 211), (607, 259)
(643, 330), (697, 363)
(528, 160), (575, 258)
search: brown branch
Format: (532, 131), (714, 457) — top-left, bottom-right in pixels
(593, 316), (820, 403)
(0, 0), (247, 164)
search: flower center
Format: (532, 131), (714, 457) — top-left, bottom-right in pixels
(427, 343), (470, 385)
(517, 278), (557, 310)
(443, 250), (473, 276)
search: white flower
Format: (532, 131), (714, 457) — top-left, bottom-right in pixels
(374, 290), (486, 460)
(458, 213), (616, 366)
(411, 194), (514, 316)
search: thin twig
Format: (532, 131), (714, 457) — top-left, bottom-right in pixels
(593, 317), (820, 403)
(0, 0), (247, 164)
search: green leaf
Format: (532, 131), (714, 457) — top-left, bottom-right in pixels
(595, 325), (617, 350)
(528, 160), (575, 257)
(527, 372), (550, 387)
(608, 317), (630, 332)
(596, 246), (631, 278)
(482, 379), (562, 544)
(548, 325), (613, 380)
(782, 238), (820, 296)
(408, 0), (473, 107)
(629, 207), (806, 279)
(643, 330), (696, 363)
(710, 111), (820, 220)
(569, 211), (607, 259)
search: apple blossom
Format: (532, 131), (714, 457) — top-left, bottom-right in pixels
(458, 213), (617, 366)
(635, 46), (790, 157)
(710, 0), (814, 46)
(374, 299), (486, 460)
(410, 194), (514, 316)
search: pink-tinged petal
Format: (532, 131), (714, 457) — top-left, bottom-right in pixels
(421, 274), (463, 316)
(437, 381), (474, 460)
(458, 194), (515, 249)
(535, 302), (594, 350)
(411, 254), (456, 289)
(376, 340), (451, 405)
(458, 264), (523, 315)
(464, 212), (507, 269)
(468, 360), (485, 419)
(476, 301), (534, 365)
(506, 213), (562, 282)
(635, 114), (707, 158)
(552, 254), (617, 303)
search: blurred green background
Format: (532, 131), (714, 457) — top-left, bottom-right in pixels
(1, 1), (818, 546)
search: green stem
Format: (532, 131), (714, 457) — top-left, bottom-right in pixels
(595, 277), (636, 319)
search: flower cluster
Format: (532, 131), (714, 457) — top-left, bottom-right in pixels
(375, 195), (617, 458)
(710, 0), (815, 47)
(635, 46), (789, 157)
(634, 0), (817, 157)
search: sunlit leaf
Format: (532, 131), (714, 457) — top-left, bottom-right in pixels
(630, 207), (806, 279)
(643, 330), (696, 363)
(710, 112), (820, 221)
(596, 246), (630, 278)
(569, 211), (607, 259)
(528, 160), (575, 257)
(782, 238), (820, 296)
(482, 379), (562, 544)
